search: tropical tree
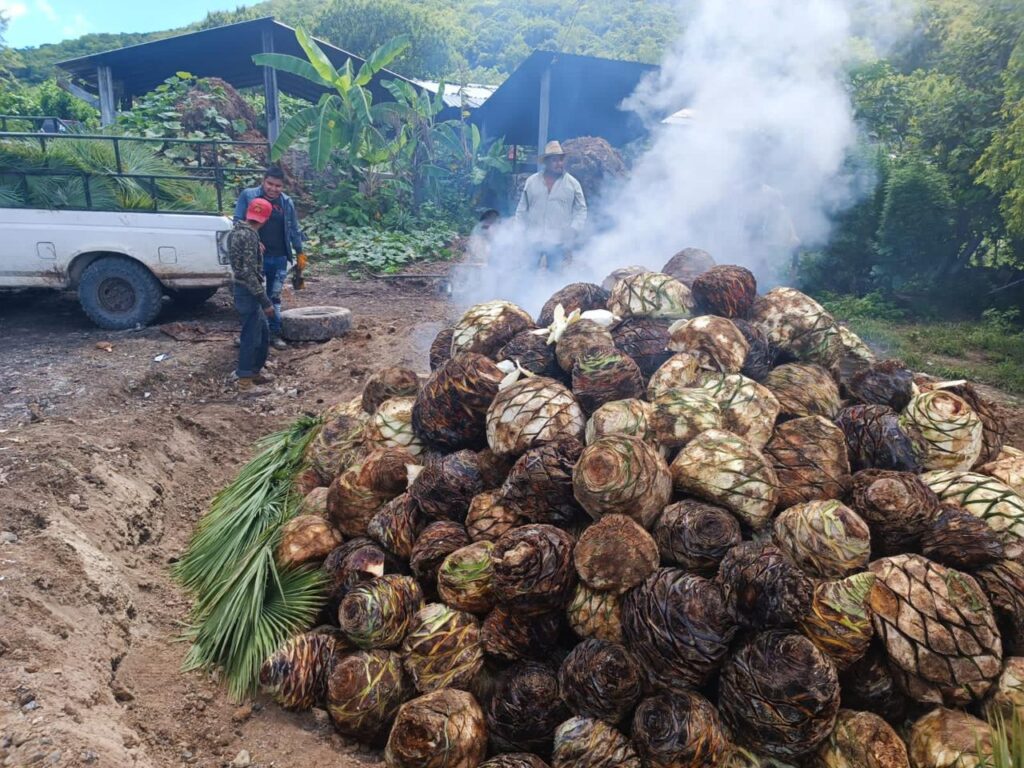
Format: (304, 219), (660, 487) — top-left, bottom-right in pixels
(252, 28), (410, 173)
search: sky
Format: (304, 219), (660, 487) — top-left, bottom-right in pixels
(0, 0), (262, 48)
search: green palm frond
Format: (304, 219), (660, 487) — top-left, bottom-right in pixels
(174, 415), (325, 700)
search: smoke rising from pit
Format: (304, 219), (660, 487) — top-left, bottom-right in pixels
(452, 0), (908, 319)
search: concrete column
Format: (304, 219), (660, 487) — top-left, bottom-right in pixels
(261, 28), (281, 145)
(98, 65), (115, 126)
(537, 64), (551, 168)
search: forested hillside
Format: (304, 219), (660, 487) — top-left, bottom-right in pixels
(7, 0), (678, 84)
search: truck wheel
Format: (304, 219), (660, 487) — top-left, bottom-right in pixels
(280, 306), (352, 341)
(171, 287), (219, 307)
(78, 257), (164, 330)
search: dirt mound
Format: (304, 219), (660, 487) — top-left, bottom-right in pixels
(563, 136), (627, 204)
(178, 78), (260, 140)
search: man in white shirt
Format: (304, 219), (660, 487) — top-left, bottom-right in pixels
(515, 141), (588, 272)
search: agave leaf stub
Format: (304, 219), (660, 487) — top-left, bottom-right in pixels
(719, 631), (840, 759)
(621, 568), (736, 693)
(901, 390), (984, 472)
(772, 500), (870, 579)
(486, 377), (586, 457)
(750, 286), (843, 368)
(573, 435), (673, 529)
(907, 708), (993, 768)
(667, 315), (750, 373)
(385, 688), (488, 768)
(451, 300), (535, 358)
(558, 639), (643, 725)
(670, 429), (779, 531)
(326, 649), (410, 741)
(632, 691), (730, 768)
(922, 470), (1024, 548)
(260, 632), (344, 711)
(650, 389), (723, 449)
(401, 603), (484, 694)
(607, 272), (695, 320)
(487, 662), (567, 756)
(567, 583), (623, 643)
(690, 264), (757, 318)
(798, 573), (876, 670)
(551, 716), (642, 768)
(869, 554), (1002, 707)
(813, 709), (909, 768)
(697, 372), (781, 451)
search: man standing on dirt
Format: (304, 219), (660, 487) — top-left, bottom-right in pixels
(229, 198), (276, 392)
(233, 167), (304, 349)
(515, 141), (587, 272)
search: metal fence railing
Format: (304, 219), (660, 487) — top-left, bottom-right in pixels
(0, 115), (83, 133)
(0, 130), (272, 214)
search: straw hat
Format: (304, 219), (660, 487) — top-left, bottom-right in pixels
(541, 140), (566, 159)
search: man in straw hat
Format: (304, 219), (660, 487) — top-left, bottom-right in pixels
(515, 140), (588, 272)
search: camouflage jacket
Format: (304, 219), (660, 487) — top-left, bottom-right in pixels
(228, 221), (272, 309)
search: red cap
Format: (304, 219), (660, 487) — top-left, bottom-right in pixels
(246, 197), (273, 223)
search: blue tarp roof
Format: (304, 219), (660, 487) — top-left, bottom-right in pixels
(473, 50), (659, 147)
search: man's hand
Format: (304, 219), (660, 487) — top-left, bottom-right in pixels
(264, 306), (275, 318)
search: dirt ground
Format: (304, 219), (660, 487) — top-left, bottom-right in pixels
(0, 274), (457, 768)
(1, 274), (1022, 768)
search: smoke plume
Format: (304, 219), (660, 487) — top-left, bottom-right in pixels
(454, 0), (906, 317)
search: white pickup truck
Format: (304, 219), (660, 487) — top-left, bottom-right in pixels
(0, 208), (234, 329)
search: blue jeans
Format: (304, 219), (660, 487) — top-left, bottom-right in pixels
(234, 284), (269, 378)
(263, 254), (288, 335)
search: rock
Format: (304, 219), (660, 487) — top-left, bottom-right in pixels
(229, 750), (252, 767)
(110, 681), (134, 703)
(231, 704), (253, 723)
(68, 494), (87, 511)
(45, 751), (60, 765)
(0, 531), (17, 544)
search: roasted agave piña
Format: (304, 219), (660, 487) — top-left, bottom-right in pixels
(836, 404), (921, 473)
(765, 415), (852, 509)
(719, 631), (841, 759)
(487, 662), (568, 756)
(451, 300), (535, 358)
(798, 572), (877, 669)
(611, 315), (674, 377)
(539, 282), (609, 326)
(772, 500), (870, 579)
(557, 639), (642, 725)
(607, 271), (694, 320)
(260, 631), (344, 710)
(573, 435), (672, 528)
(326, 649), (410, 742)
(653, 499), (742, 575)
(362, 366), (420, 414)
(486, 376), (586, 457)
(573, 514), (659, 594)
(491, 524), (576, 615)
(385, 688), (487, 768)
(632, 691), (729, 768)
(690, 264), (757, 319)
(551, 716), (641, 768)
(413, 353), (504, 449)
(401, 603), (483, 694)
(667, 315), (750, 373)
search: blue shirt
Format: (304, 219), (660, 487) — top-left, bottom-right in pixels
(233, 186), (304, 259)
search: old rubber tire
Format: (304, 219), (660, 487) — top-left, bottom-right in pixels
(78, 256), (164, 330)
(280, 306), (352, 341)
(171, 286), (219, 307)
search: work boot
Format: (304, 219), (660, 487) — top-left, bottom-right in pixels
(252, 372), (276, 385)
(234, 377), (267, 394)
(270, 336), (288, 350)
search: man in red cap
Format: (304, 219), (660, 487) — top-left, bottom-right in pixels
(227, 198), (276, 391)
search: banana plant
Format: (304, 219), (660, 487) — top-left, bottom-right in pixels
(252, 28), (410, 172)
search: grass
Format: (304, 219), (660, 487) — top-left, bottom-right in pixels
(820, 293), (1024, 396)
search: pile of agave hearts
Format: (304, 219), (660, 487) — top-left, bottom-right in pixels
(262, 248), (1024, 768)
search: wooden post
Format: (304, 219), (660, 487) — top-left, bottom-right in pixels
(98, 65), (116, 126)
(262, 28), (281, 145)
(537, 64), (551, 169)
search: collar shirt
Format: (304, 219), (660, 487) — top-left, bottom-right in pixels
(515, 171), (588, 246)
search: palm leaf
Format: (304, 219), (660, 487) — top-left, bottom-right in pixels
(296, 27), (337, 85)
(271, 104), (321, 161)
(252, 52), (332, 88)
(176, 414), (325, 700)
(356, 34), (411, 86)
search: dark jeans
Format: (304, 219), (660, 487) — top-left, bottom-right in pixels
(233, 284), (269, 378)
(263, 254), (288, 335)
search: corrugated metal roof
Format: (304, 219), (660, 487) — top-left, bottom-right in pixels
(472, 50), (659, 147)
(412, 81), (498, 110)
(56, 17), (421, 105)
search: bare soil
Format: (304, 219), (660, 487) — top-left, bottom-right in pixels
(1, 276), (1022, 768)
(0, 274), (457, 768)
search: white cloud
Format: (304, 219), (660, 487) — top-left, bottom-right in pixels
(34, 0), (57, 22)
(0, 0), (29, 21)
(61, 11), (89, 39)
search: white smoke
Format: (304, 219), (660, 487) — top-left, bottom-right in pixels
(453, 0), (909, 318)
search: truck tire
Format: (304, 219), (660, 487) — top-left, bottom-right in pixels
(78, 257), (164, 330)
(280, 306), (352, 342)
(171, 286), (219, 307)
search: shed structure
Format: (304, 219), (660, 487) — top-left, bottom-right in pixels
(56, 17), (428, 142)
(473, 50), (659, 159)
